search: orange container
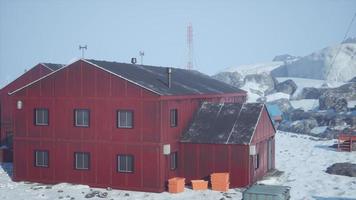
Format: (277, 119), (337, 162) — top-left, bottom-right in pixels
(211, 182), (230, 192)
(168, 177), (185, 193)
(191, 180), (208, 190)
(211, 173), (229, 183)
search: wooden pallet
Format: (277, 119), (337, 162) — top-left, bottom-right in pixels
(338, 134), (356, 152)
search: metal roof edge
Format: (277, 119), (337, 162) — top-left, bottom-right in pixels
(225, 102), (245, 144)
(83, 59), (162, 96)
(248, 104), (267, 145)
(39, 63), (56, 72)
(8, 59), (78, 95)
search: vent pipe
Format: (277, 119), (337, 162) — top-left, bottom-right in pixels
(167, 68), (172, 88)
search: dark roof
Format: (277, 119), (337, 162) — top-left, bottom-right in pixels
(181, 102), (265, 144)
(41, 63), (64, 71)
(85, 59), (245, 96)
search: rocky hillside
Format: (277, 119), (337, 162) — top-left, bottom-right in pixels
(271, 42), (356, 82)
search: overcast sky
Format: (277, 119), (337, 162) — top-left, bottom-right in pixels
(1, 0), (356, 88)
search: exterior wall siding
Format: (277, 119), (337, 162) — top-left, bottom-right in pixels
(179, 143), (250, 188)
(0, 64), (52, 162)
(250, 106), (276, 183)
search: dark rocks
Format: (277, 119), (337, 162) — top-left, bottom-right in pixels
(85, 191), (108, 199)
(349, 76), (356, 83)
(212, 71), (244, 88)
(244, 73), (278, 93)
(297, 87), (325, 99)
(275, 79), (297, 95)
(326, 163), (356, 177)
(278, 118), (318, 135)
(124, 193), (130, 196)
(272, 54), (299, 62)
(319, 95), (348, 112)
(319, 83), (356, 112)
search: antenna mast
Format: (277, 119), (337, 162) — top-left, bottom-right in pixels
(79, 45), (87, 58)
(186, 23), (194, 70)
(139, 51), (145, 65)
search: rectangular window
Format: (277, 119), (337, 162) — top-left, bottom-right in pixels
(74, 109), (89, 127)
(75, 152), (90, 170)
(35, 150), (49, 167)
(170, 152), (178, 170)
(170, 109), (178, 127)
(117, 110), (133, 128)
(117, 155), (134, 172)
(35, 108), (49, 125)
(255, 154), (260, 170)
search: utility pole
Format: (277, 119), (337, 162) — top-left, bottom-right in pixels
(79, 45), (87, 58)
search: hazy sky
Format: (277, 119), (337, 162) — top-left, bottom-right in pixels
(1, 0), (356, 88)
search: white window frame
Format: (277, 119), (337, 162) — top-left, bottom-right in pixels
(35, 150), (48, 167)
(35, 108), (49, 126)
(117, 155), (134, 173)
(117, 110), (133, 128)
(170, 109), (178, 127)
(75, 109), (89, 127)
(170, 152), (178, 170)
(75, 152), (89, 170)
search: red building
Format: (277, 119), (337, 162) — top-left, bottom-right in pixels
(0, 63), (63, 162)
(180, 102), (275, 187)
(8, 59), (274, 192)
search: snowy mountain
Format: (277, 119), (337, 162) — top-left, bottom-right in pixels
(271, 42), (356, 82)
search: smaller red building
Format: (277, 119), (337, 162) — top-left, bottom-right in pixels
(0, 63), (63, 162)
(180, 102), (275, 187)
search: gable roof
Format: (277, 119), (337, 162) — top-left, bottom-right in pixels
(181, 102), (267, 145)
(85, 59), (245, 96)
(41, 63), (64, 71)
(9, 59), (245, 96)
(1, 62), (63, 94)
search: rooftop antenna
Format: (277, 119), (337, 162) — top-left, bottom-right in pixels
(139, 51), (145, 65)
(186, 23), (194, 70)
(79, 45), (87, 58)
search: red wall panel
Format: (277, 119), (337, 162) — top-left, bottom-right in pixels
(179, 143), (250, 187)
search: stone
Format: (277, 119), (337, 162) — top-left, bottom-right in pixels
(326, 163), (356, 177)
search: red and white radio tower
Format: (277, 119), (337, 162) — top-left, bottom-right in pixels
(186, 23), (194, 70)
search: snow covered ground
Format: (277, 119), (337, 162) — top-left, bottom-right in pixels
(260, 131), (356, 199)
(1, 131), (356, 200)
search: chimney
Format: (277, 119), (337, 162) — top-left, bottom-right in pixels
(131, 57), (137, 64)
(166, 67), (172, 88)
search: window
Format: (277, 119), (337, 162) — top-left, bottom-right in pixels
(117, 110), (133, 128)
(170, 152), (178, 170)
(74, 109), (89, 127)
(35, 150), (49, 167)
(117, 155), (134, 172)
(170, 109), (178, 127)
(35, 108), (49, 125)
(255, 154), (260, 170)
(75, 152), (90, 170)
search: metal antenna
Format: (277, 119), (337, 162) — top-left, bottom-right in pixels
(186, 23), (194, 70)
(79, 45), (87, 58)
(139, 51), (145, 65)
